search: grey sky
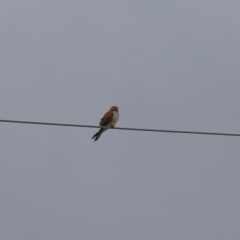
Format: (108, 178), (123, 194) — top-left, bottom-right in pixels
(0, 1), (240, 239)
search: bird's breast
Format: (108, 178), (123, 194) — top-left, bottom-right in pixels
(112, 111), (119, 125)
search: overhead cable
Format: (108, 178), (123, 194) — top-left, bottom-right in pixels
(0, 119), (239, 137)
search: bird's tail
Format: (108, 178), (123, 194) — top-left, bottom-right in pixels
(92, 128), (105, 141)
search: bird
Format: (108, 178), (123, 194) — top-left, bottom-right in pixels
(92, 106), (119, 141)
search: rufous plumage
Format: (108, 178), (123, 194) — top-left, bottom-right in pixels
(92, 106), (119, 141)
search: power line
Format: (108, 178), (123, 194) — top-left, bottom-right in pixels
(0, 119), (239, 137)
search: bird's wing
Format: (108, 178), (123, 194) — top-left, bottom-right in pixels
(100, 110), (114, 126)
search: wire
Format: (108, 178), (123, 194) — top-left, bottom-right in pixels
(0, 119), (239, 137)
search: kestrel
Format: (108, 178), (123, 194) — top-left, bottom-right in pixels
(92, 106), (119, 141)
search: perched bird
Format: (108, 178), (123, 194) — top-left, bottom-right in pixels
(92, 106), (119, 141)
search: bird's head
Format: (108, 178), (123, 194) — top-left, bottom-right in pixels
(110, 106), (118, 112)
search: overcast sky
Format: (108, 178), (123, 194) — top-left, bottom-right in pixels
(0, 1), (240, 239)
